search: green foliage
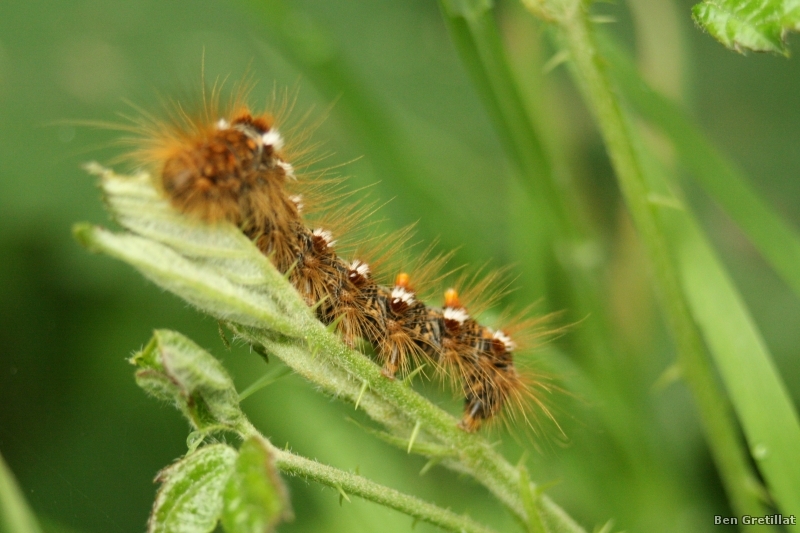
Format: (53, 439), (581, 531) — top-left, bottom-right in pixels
(149, 445), (238, 533)
(131, 330), (292, 533)
(132, 330), (247, 432)
(599, 40), (800, 513)
(676, 219), (800, 513)
(693, 0), (800, 54)
(74, 2), (800, 531)
(599, 35), (800, 299)
(221, 436), (293, 533)
(4, 0), (800, 531)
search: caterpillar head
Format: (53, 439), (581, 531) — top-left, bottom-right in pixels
(160, 111), (294, 224)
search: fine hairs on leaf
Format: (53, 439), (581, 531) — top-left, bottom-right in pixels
(692, 0), (800, 55)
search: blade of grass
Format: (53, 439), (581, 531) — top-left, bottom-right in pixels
(636, 142), (800, 523)
(436, 0), (597, 255)
(238, 364), (292, 401)
(672, 209), (800, 519)
(599, 34), (800, 302)
(0, 451), (44, 533)
(437, 0), (554, 199)
(436, 0), (561, 307)
(600, 36), (800, 520)
(526, 0), (771, 522)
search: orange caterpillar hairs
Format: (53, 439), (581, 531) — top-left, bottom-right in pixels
(120, 80), (556, 433)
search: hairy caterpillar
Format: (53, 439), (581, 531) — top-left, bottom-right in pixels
(120, 83), (555, 433)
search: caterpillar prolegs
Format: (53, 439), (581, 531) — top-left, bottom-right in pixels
(128, 92), (552, 433)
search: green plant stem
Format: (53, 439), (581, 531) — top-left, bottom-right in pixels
(276, 449), (496, 533)
(539, 1), (768, 521)
(596, 34), (800, 522)
(438, 0), (555, 202)
(135, 329), (500, 533)
(230, 420), (500, 533)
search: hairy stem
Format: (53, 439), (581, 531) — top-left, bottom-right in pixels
(231, 418), (499, 533)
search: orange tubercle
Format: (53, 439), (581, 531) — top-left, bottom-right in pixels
(444, 288), (461, 308)
(395, 272), (411, 289)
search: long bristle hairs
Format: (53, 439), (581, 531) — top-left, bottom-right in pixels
(111, 78), (561, 433)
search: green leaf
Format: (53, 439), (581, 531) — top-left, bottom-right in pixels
(95, 165), (278, 288)
(0, 451), (43, 533)
(672, 214), (800, 518)
(73, 223), (299, 336)
(131, 330), (246, 432)
(149, 444), (238, 533)
(692, 0), (800, 55)
(221, 436), (292, 533)
(76, 165), (308, 337)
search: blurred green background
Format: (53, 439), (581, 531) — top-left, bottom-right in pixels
(1, 0), (799, 532)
